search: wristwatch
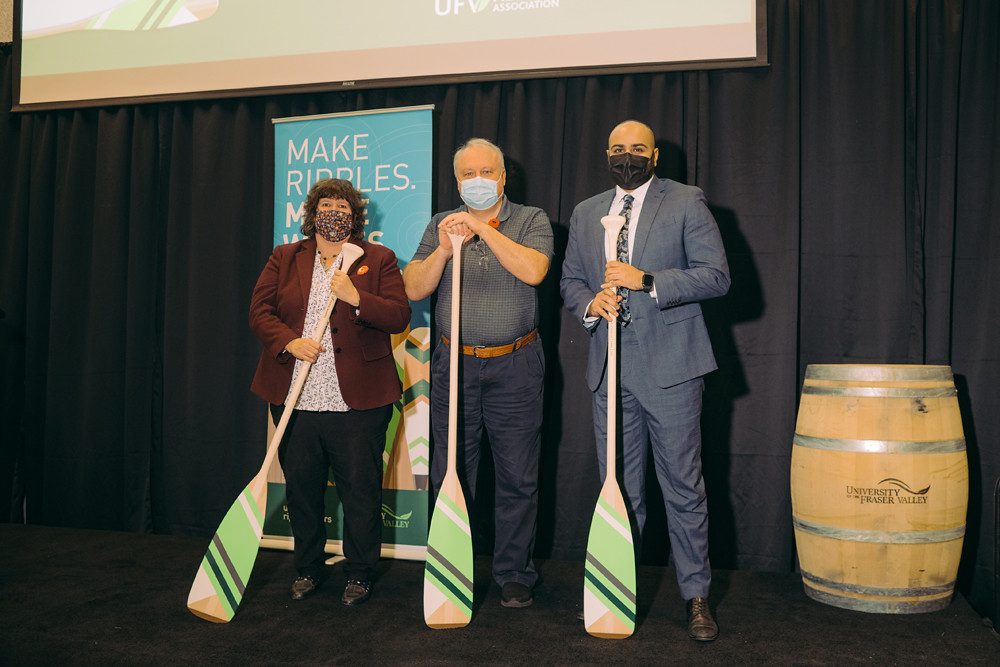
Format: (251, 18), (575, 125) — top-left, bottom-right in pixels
(642, 273), (654, 293)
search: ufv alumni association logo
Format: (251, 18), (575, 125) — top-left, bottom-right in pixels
(381, 503), (413, 529)
(435, 0), (491, 13)
(434, 0), (560, 14)
(845, 478), (930, 505)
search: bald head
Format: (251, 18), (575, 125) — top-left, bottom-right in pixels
(606, 120), (658, 191)
(608, 120), (657, 157)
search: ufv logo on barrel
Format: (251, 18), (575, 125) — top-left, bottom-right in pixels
(845, 478), (930, 504)
(790, 364), (968, 614)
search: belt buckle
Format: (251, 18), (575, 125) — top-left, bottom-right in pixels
(473, 345), (488, 358)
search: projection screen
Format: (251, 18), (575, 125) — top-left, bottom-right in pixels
(14, 0), (767, 110)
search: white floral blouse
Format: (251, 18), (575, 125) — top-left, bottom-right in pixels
(285, 250), (349, 412)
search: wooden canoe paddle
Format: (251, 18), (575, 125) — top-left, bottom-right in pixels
(423, 231), (474, 629)
(583, 215), (637, 638)
(187, 242), (365, 623)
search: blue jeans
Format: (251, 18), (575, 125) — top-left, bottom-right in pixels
(429, 335), (544, 588)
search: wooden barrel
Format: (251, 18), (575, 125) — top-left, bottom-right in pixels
(790, 364), (968, 613)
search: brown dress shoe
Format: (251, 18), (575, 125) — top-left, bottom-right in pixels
(686, 597), (719, 642)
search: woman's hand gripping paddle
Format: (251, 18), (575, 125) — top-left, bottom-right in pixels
(423, 232), (474, 629)
(583, 216), (637, 638)
(186, 243), (365, 623)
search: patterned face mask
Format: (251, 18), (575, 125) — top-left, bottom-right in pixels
(314, 209), (353, 242)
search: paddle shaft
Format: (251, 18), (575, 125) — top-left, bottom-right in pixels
(446, 232), (464, 477)
(606, 317), (618, 482)
(600, 215), (626, 484)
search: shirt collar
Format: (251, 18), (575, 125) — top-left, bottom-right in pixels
(461, 194), (510, 223)
(614, 177), (653, 207)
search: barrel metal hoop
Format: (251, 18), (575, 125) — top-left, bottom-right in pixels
(792, 516), (966, 544)
(793, 433), (967, 454)
(802, 584), (953, 614)
(801, 385), (957, 398)
(805, 365), (953, 383)
(800, 570), (956, 597)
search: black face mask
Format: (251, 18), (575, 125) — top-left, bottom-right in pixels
(608, 152), (655, 190)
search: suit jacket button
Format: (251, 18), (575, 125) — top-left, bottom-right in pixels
(334, 348), (342, 354)
(331, 328), (338, 334)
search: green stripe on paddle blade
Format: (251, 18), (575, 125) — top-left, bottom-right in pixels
(584, 480), (636, 638)
(423, 472), (473, 628)
(187, 478), (267, 622)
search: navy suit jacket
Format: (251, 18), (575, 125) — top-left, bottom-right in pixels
(560, 178), (730, 391)
(249, 237), (411, 410)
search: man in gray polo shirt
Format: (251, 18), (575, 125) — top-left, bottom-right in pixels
(403, 138), (553, 608)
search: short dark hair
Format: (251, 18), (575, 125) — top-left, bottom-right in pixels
(300, 178), (366, 240)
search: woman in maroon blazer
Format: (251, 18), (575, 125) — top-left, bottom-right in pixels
(250, 178), (411, 606)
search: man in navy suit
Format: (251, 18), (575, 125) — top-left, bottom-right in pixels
(560, 120), (730, 641)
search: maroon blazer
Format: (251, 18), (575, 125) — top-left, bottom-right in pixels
(249, 237), (411, 411)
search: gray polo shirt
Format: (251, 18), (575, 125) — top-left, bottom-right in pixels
(412, 198), (553, 347)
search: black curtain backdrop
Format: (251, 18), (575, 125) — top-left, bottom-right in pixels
(1, 1), (997, 619)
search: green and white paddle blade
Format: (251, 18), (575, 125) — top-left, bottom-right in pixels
(423, 471), (473, 628)
(584, 479), (636, 638)
(187, 473), (267, 623)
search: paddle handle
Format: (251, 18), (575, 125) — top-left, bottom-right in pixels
(446, 232), (465, 476)
(600, 216), (625, 482)
(254, 242), (365, 493)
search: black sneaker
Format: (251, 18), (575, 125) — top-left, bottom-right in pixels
(342, 579), (372, 606)
(290, 576), (319, 601)
(500, 582), (533, 608)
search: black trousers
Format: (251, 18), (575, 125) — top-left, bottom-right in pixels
(272, 403), (392, 582)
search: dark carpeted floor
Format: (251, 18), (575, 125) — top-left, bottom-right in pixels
(0, 524), (996, 666)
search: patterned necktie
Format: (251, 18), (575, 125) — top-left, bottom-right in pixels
(615, 194), (633, 324)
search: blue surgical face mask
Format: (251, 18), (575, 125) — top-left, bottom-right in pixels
(459, 176), (501, 210)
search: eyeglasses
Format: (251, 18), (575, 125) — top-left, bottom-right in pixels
(474, 237), (489, 270)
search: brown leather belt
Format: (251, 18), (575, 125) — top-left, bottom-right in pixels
(442, 329), (537, 359)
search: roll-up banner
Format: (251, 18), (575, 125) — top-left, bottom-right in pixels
(262, 106), (433, 560)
